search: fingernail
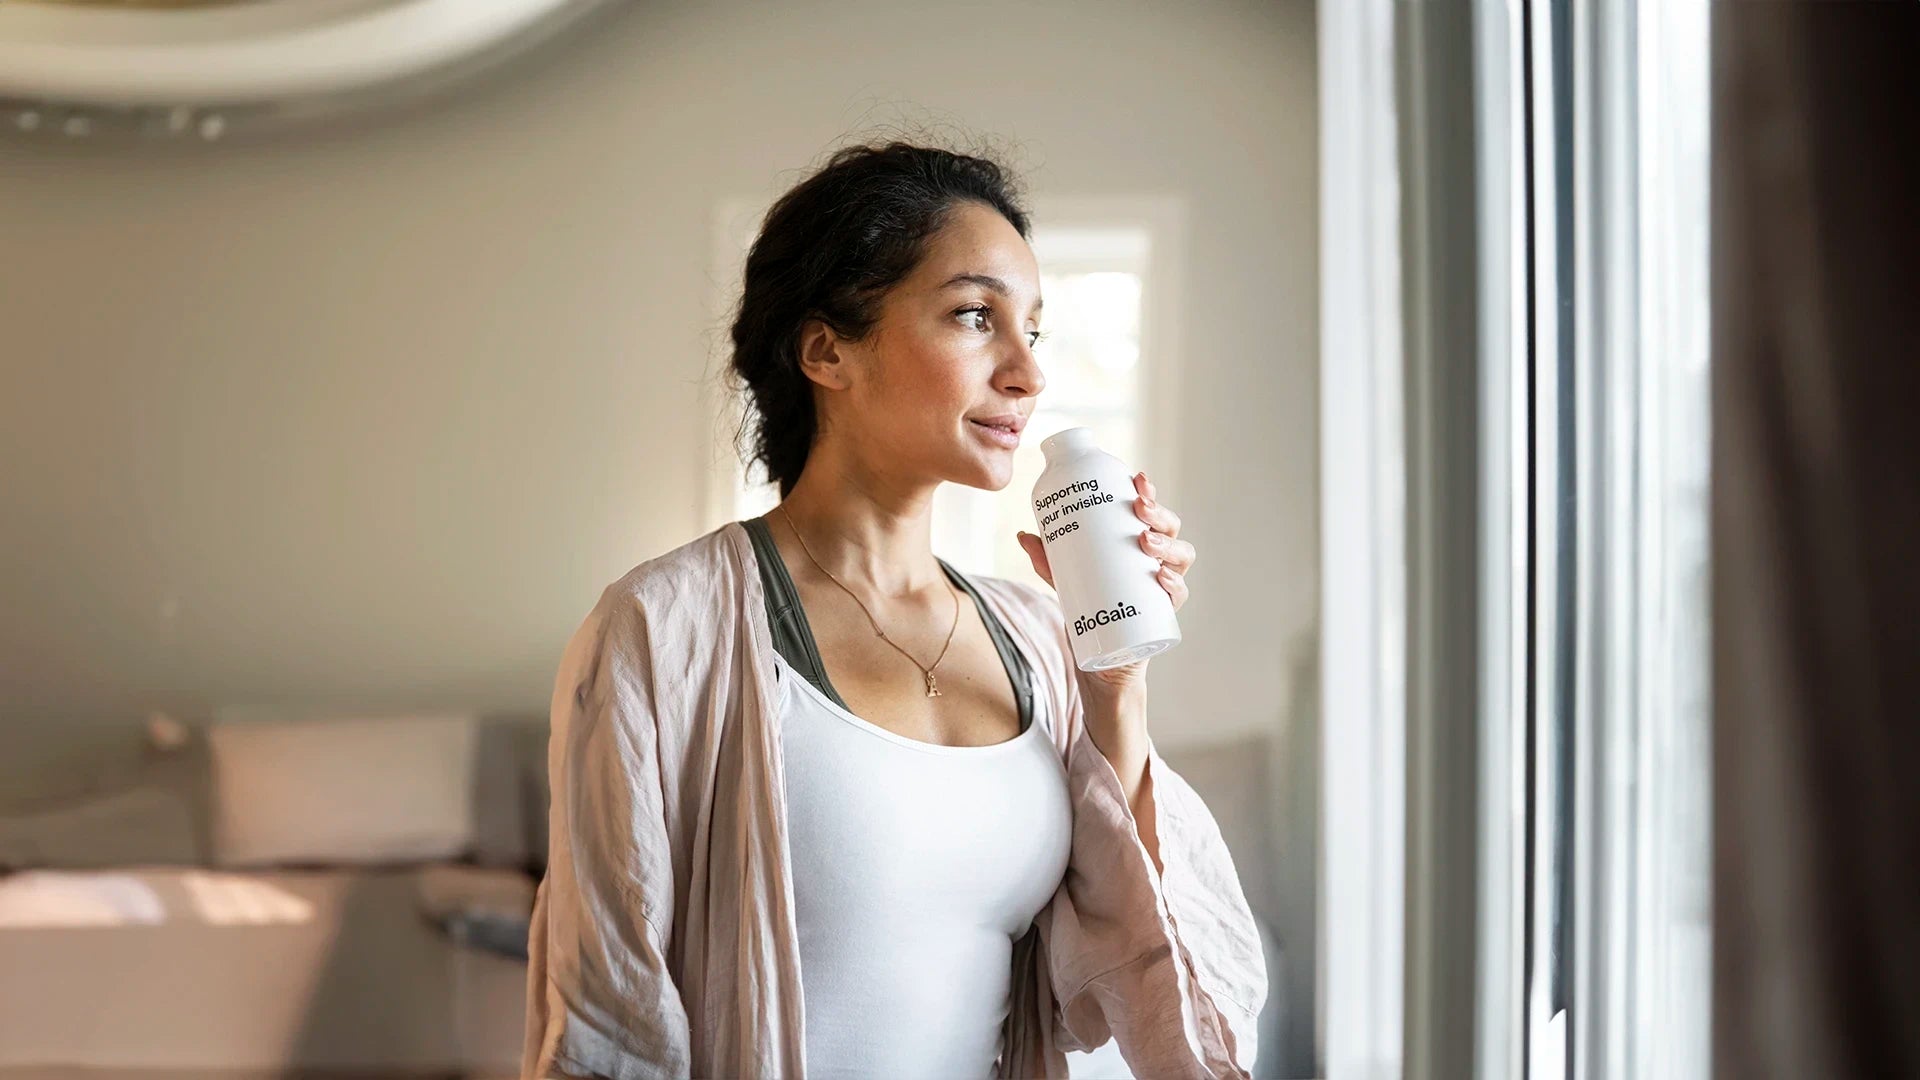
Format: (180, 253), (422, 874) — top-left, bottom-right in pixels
(1144, 529), (1164, 547)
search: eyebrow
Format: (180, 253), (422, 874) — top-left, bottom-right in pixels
(940, 272), (1044, 314)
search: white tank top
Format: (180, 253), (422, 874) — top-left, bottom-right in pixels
(774, 651), (1074, 1080)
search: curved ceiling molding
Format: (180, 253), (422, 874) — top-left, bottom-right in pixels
(0, 0), (610, 140)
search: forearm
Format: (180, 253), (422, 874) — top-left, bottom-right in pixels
(1083, 679), (1164, 878)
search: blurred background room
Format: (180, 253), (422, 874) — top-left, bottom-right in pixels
(0, 2), (1318, 1077)
(6, 2), (1919, 1080)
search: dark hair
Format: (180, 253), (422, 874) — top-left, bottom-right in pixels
(727, 139), (1033, 498)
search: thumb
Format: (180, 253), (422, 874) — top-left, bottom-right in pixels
(1016, 531), (1054, 589)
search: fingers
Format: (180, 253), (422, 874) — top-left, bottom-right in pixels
(1132, 473), (1181, 539)
(1131, 474), (1191, 609)
(1157, 563), (1190, 611)
(1139, 528), (1198, 573)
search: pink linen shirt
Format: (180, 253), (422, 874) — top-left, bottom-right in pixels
(521, 522), (1266, 1079)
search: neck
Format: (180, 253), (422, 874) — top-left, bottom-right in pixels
(773, 442), (945, 599)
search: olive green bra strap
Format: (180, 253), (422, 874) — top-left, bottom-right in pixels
(939, 554), (1037, 737)
(741, 514), (851, 712)
(739, 515), (1035, 734)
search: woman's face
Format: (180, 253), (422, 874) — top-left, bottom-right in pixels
(807, 201), (1047, 493)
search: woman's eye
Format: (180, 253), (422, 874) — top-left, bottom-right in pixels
(959, 305), (1047, 348)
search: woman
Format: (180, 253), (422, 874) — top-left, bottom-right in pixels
(522, 141), (1266, 1079)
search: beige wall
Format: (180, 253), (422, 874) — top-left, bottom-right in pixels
(0, 0), (1319, 741)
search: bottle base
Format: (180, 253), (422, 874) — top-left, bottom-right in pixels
(1078, 637), (1179, 671)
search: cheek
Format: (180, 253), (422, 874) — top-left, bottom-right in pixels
(878, 337), (975, 420)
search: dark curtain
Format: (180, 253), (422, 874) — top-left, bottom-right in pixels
(1713, 6), (1920, 1079)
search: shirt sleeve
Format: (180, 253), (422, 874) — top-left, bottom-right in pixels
(1035, 667), (1269, 1079)
(523, 594), (692, 1080)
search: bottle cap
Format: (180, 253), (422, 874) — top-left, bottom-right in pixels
(1039, 426), (1097, 462)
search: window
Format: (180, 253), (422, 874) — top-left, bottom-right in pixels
(1321, 2), (1712, 1076)
(1521, 2), (1715, 1077)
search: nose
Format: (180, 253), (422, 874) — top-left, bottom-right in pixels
(998, 338), (1047, 400)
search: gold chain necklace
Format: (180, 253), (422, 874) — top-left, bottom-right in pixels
(776, 505), (960, 698)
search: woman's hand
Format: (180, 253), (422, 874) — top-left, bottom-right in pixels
(1016, 470), (1195, 698)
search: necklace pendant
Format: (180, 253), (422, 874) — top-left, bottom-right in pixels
(925, 672), (941, 698)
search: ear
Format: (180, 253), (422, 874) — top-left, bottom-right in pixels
(796, 316), (855, 391)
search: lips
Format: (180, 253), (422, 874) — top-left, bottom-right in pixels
(968, 414), (1025, 449)
(967, 414), (1027, 435)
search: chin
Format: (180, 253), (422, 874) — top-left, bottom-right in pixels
(951, 453), (1015, 492)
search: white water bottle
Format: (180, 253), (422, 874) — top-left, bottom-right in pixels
(1030, 427), (1182, 671)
